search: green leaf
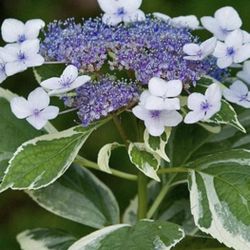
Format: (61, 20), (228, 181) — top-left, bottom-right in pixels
(97, 143), (124, 174)
(33, 64), (65, 84)
(128, 143), (161, 181)
(168, 124), (212, 167)
(17, 228), (76, 250)
(68, 220), (185, 250)
(0, 152), (12, 181)
(144, 128), (171, 162)
(206, 100), (245, 133)
(0, 125), (97, 192)
(188, 149), (250, 250)
(28, 165), (120, 228)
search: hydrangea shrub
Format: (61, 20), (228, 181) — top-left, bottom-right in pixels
(1, 1), (250, 249)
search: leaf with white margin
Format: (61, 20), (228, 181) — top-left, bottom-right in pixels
(97, 142), (124, 174)
(128, 143), (161, 182)
(206, 100), (246, 133)
(0, 124), (98, 192)
(0, 152), (12, 181)
(17, 228), (76, 250)
(188, 149), (250, 250)
(69, 220), (185, 250)
(27, 165), (119, 228)
(144, 128), (171, 162)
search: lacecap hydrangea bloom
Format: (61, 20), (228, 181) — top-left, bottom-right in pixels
(1, 1), (250, 138)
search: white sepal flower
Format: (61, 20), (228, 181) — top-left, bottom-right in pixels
(0, 40), (44, 76)
(153, 13), (200, 30)
(145, 77), (183, 111)
(183, 37), (217, 61)
(0, 58), (7, 84)
(41, 65), (91, 95)
(132, 91), (182, 136)
(184, 83), (222, 124)
(97, 0), (145, 26)
(237, 61), (250, 84)
(201, 6), (242, 41)
(1, 18), (45, 43)
(213, 30), (250, 69)
(223, 80), (250, 108)
(10, 87), (59, 130)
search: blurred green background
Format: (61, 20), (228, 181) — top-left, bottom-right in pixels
(1, 0), (250, 249)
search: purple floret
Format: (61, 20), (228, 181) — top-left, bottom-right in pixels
(63, 76), (140, 126)
(41, 16), (226, 85)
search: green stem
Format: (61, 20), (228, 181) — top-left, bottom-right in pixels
(158, 167), (189, 174)
(137, 172), (148, 220)
(112, 114), (129, 147)
(75, 156), (137, 181)
(147, 175), (176, 219)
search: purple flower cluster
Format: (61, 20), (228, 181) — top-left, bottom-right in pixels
(64, 76), (140, 126)
(41, 17), (226, 85)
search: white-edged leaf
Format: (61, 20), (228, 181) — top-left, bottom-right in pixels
(206, 100), (246, 133)
(69, 220), (185, 250)
(128, 143), (161, 181)
(27, 165), (120, 228)
(17, 228), (76, 250)
(144, 128), (171, 162)
(0, 125), (97, 192)
(188, 149), (250, 250)
(97, 143), (124, 174)
(0, 152), (12, 181)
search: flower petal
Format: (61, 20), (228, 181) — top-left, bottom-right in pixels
(26, 54), (44, 67)
(153, 13), (171, 22)
(234, 44), (250, 63)
(214, 6), (242, 31)
(201, 37), (217, 56)
(5, 62), (27, 76)
(97, 0), (119, 14)
(122, 0), (142, 13)
(1, 18), (25, 43)
(213, 41), (227, 58)
(183, 43), (201, 56)
(237, 61), (250, 84)
(187, 93), (206, 110)
(132, 105), (148, 121)
(0, 45), (19, 62)
(200, 17), (222, 39)
(102, 14), (122, 26)
(163, 110), (183, 127)
(145, 96), (166, 110)
(230, 80), (248, 95)
(123, 10), (146, 23)
(21, 39), (40, 55)
(26, 115), (48, 130)
(61, 65), (78, 82)
(24, 19), (45, 40)
(184, 110), (204, 124)
(217, 56), (233, 69)
(205, 83), (222, 104)
(40, 77), (61, 90)
(203, 101), (221, 120)
(10, 97), (32, 119)
(0, 71), (7, 84)
(225, 30), (243, 48)
(172, 15), (200, 30)
(40, 106), (59, 120)
(28, 87), (50, 110)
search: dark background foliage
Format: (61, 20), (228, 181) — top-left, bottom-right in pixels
(0, 0), (250, 249)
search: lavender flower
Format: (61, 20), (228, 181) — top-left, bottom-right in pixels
(64, 76), (140, 126)
(41, 17), (226, 85)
